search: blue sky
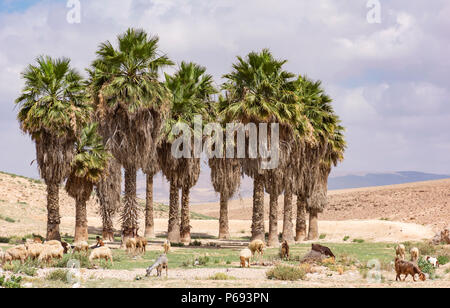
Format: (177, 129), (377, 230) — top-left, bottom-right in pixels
(0, 0), (449, 182)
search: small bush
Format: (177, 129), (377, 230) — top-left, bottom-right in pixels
(437, 255), (449, 266)
(418, 257), (435, 277)
(209, 273), (236, 280)
(190, 240), (202, 247)
(0, 275), (22, 288)
(0, 236), (10, 243)
(343, 236), (350, 242)
(4, 261), (38, 276)
(198, 256), (210, 266)
(171, 242), (185, 247)
(319, 234), (326, 240)
(0, 215), (16, 223)
(46, 269), (69, 283)
(352, 239), (365, 244)
(266, 265), (307, 281)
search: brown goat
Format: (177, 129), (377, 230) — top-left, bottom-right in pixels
(311, 244), (335, 259)
(280, 240), (290, 260)
(395, 258), (426, 282)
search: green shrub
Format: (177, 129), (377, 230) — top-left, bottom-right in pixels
(0, 236), (10, 243)
(190, 240), (202, 247)
(0, 275), (22, 288)
(266, 265), (307, 281)
(46, 269), (69, 283)
(343, 236), (350, 242)
(8, 236), (23, 245)
(198, 256), (210, 266)
(418, 257), (435, 277)
(171, 242), (185, 247)
(437, 255), (449, 266)
(319, 234), (327, 240)
(4, 261), (38, 276)
(209, 273), (236, 280)
(352, 239), (365, 244)
(0, 215), (16, 223)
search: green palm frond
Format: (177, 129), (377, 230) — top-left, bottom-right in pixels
(15, 55), (90, 139)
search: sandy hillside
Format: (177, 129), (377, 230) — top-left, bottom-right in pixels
(193, 179), (450, 232)
(0, 171), (446, 242)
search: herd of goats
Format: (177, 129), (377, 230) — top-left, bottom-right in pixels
(0, 235), (443, 282)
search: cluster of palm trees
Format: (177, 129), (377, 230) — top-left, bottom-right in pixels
(15, 28), (345, 246)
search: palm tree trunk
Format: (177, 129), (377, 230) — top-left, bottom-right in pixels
(46, 182), (61, 241)
(122, 166), (138, 240)
(180, 186), (191, 244)
(167, 181), (180, 243)
(295, 193), (307, 242)
(251, 174), (265, 241)
(74, 198), (88, 242)
(144, 174), (155, 238)
(282, 186), (294, 243)
(102, 215), (115, 243)
(307, 209), (319, 240)
(218, 193), (230, 239)
(267, 189), (279, 247)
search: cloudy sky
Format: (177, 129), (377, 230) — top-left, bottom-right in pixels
(1, 0), (449, 181)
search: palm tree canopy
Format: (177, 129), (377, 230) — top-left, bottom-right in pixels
(70, 123), (110, 183)
(15, 56), (90, 139)
(163, 61), (218, 141)
(219, 49), (300, 128)
(89, 28), (173, 115)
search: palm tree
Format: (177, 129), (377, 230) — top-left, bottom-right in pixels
(88, 28), (173, 240)
(220, 49), (300, 242)
(96, 157), (121, 242)
(143, 153), (160, 238)
(15, 56), (90, 240)
(292, 76), (345, 240)
(160, 62), (217, 243)
(65, 123), (109, 242)
(209, 157), (241, 239)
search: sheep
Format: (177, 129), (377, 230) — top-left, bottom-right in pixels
(163, 240), (171, 254)
(25, 243), (45, 260)
(1, 250), (12, 266)
(146, 254), (168, 277)
(89, 246), (113, 265)
(395, 258), (426, 282)
(248, 239), (265, 261)
(5, 245), (28, 264)
(73, 241), (89, 254)
(239, 248), (252, 268)
(38, 244), (64, 264)
(280, 240), (290, 260)
(410, 247), (419, 263)
(135, 237), (147, 254)
(125, 238), (137, 255)
(395, 244), (406, 260)
(425, 256), (439, 268)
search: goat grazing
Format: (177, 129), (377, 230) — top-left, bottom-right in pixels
(146, 254), (168, 277)
(136, 237), (147, 254)
(163, 239), (171, 254)
(25, 243), (45, 260)
(395, 244), (406, 260)
(240, 248), (252, 268)
(395, 258), (426, 282)
(73, 241), (89, 254)
(425, 256), (439, 268)
(89, 246), (113, 265)
(248, 239), (265, 261)
(410, 247), (419, 263)
(280, 240), (290, 260)
(5, 245), (28, 264)
(38, 244), (64, 264)
(311, 244), (335, 259)
(125, 238), (137, 255)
